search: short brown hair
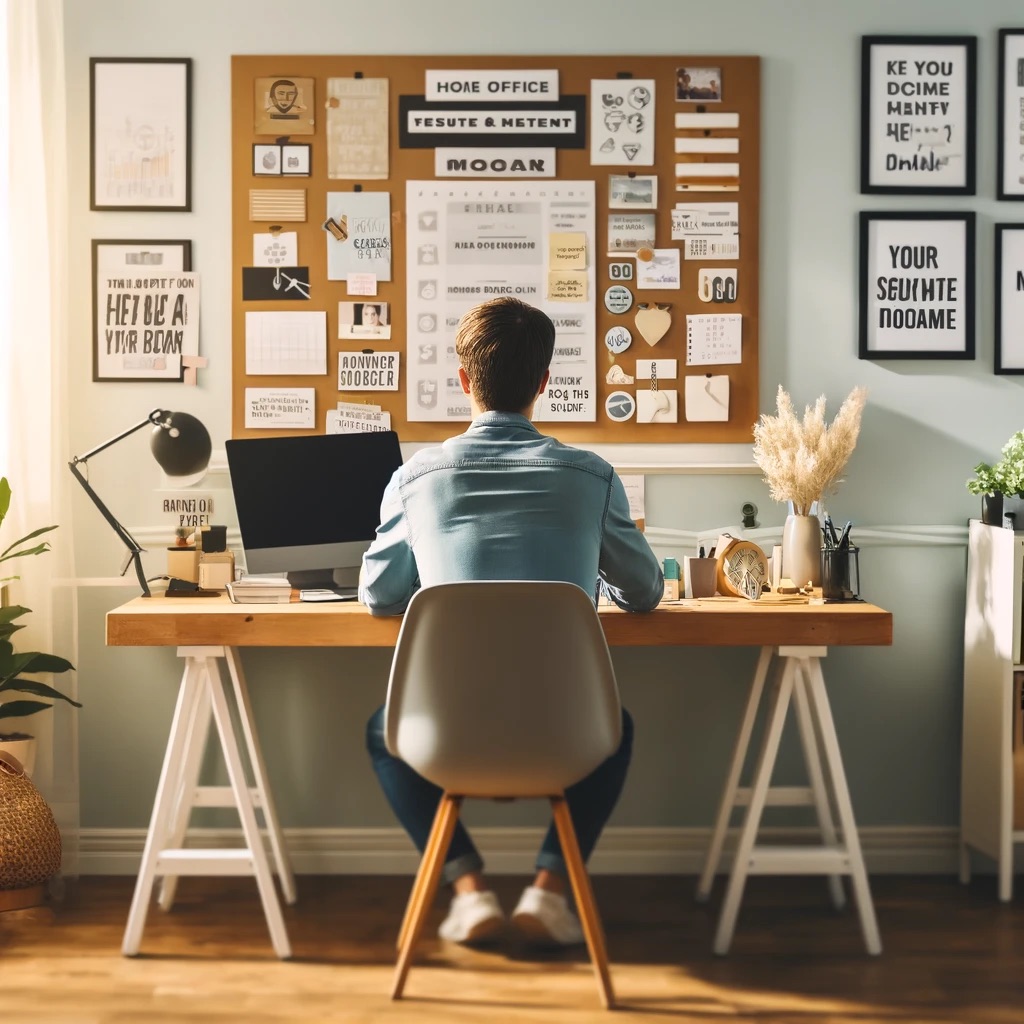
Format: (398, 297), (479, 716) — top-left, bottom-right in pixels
(455, 298), (555, 412)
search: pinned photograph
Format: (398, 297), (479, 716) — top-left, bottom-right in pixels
(338, 301), (391, 339)
(254, 76), (315, 135)
(609, 174), (658, 209)
(676, 67), (722, 102)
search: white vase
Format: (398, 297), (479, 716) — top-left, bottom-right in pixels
(782, 514), (821, 587)
(0, 736), (37, 777)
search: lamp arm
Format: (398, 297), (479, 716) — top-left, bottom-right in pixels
(67, 460), (151, 598)
(69, 408), (164, 465)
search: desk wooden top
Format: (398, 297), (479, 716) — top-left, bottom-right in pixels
(106, 594), (893, 649)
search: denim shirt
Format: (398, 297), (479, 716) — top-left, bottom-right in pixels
(359, 412), (664, 616)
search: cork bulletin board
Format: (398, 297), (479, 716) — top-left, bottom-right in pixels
(230, 54), (760, 444)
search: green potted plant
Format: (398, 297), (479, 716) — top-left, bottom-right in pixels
(966, 430), (1024, 526)
(0, 477), (79, 776)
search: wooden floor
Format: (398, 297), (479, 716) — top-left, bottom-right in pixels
(1, 874), (1022, 1023)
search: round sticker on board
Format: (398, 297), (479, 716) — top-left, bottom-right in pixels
(605, 391), (636, 422)
(604, 285), (633, 314)
(604, 325), (633, 355)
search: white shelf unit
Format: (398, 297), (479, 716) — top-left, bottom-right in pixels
(960, 520), (1024, 900)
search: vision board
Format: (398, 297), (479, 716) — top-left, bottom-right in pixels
(231, 55), (760, 443)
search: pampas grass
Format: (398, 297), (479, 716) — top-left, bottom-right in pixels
(752, 386), (867, 516)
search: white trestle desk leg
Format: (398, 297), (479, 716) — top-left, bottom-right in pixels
(713, 656), (796, 954)
(792, 659), (846, 910)
(224, 646), (297, 905)
(696, 645), (774, 902)
(803, 656), (882, 955)
(204, 654), (292, 958)
(157, 680), (212, 912)
(122, 657), (205, 956)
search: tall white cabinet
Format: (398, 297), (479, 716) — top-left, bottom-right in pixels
(960, 520), (1024, 899)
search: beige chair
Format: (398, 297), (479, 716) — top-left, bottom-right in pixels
(385, 580), (621, 1009)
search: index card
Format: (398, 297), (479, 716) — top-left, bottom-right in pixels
(547, 271), (588, 302)
(245, 311), (326, 375)
(675, 112), (739, 130)
(245, 388), (316, 429)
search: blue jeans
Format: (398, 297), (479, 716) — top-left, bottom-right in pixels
(365, 705), (634, 886)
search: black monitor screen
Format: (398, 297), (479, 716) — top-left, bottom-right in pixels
(225, 431), (402, 585)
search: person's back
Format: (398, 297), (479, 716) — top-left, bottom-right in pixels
(360, 411), (662, 612)
(360, 296), (662, 950)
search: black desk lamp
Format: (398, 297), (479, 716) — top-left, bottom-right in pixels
(69, 409), (212, 597)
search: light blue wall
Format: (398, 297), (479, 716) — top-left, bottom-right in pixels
(64, 0), (1023, 836)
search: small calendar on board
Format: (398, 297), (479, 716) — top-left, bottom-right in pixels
(686, 314), (742, 365)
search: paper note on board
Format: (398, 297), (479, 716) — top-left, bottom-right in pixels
(245, 388), (315, 429)
(685, 374), (730, 421)
(619, 475), (646, 524)
(549, 232), (587, 269)
(547, 271), (588, 302)
(253, 231), (297, 266)
(244, 311), (326, 375)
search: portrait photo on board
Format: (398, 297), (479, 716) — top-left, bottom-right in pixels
(338, 301), (391, 339)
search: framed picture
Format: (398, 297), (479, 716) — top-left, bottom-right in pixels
(90, 58), (191, 211)
(91, 239), (193, 382)
(995, 224), (1024, 373)
(997, 29), (1024, 199)
(858, 211), (975, 360)
(860, 35), (976, 195)
(252, 143), (311, 177)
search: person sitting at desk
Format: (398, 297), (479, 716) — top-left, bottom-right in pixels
(359, 297), (663, 948)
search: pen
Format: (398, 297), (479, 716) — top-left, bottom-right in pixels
(837, 521), (852, 550)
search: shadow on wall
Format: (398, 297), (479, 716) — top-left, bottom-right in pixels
(837, 403), (995, 527)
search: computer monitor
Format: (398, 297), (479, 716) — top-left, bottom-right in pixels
(225, 431), (403, 591)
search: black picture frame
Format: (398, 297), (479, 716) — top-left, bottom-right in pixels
(91, 239), (193, 382)
(858, 211), (975, 360)
(860, 35), (977, 196)
(995, 224), (1024, 374)
(90, 57), (192, 212)
(997, 29), (1024, 200)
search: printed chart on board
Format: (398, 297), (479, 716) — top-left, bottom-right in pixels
(406, 180), (596, 422)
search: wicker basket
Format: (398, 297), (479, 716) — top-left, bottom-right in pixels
(0, 751), (61, 892)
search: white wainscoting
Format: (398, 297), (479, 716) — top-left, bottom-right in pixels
(79, 824), (959, 876)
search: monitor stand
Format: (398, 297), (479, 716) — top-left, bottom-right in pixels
(286, 567), (359, 597)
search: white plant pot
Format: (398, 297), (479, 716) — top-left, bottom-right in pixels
(0, 736), (37, 777)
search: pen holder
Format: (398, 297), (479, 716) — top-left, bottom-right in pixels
(820, 546), (860, 602)
(685, 556), (718, 599)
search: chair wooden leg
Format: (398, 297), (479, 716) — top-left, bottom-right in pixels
(550, 796), (616, 1010)
(396, 798), (450, 951)
(392, 794), (462, 1000)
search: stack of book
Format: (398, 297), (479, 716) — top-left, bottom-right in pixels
(225, 575), (294, 604)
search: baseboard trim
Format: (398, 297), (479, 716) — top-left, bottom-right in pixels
(78, 824), (960, 876)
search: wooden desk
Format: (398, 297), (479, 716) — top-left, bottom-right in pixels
(106, 595), (893, 959)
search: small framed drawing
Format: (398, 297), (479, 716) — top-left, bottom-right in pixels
(995, 224), (1024, 373)
(997, 30), (1024, 199)
(860, 35), (976, 195)
(92, 239), (192, 382)
(858, 211), (975, 360)
(252, 143), (311, 177)
(90, 58), (191, 211)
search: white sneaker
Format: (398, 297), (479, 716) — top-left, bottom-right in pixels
(511, 886), (585, 946)
(437, 890), (505, 944)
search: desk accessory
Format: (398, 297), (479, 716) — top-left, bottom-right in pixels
(69, 409), (212, 597)
(197, 524), (235, 591)
(685, 555), (718, 599)
(715, 536), (769, 599)
(662, 557), (680, 601)
(226, 576), (293, 604)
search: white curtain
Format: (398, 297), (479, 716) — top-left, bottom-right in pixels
(1, 0), (78, 873)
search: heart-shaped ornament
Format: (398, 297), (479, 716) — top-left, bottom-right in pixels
(634, 304), (671, 347)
